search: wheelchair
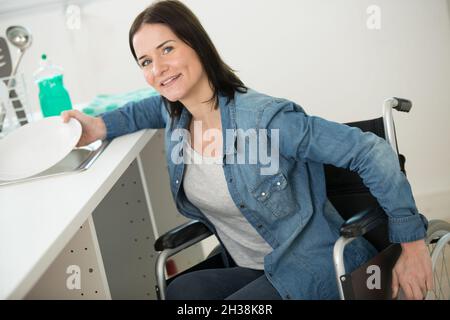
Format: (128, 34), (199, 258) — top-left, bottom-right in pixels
(153, 97), (450, 300)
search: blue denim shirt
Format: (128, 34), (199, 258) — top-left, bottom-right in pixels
(101, 88), (427, 299)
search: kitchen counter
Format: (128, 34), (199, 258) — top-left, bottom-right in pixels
(0, 127), (156, 299)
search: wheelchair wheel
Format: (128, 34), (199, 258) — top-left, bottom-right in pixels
(425, 219), (450, 300)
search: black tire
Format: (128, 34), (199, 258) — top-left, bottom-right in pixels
(426, 219), (450, 244)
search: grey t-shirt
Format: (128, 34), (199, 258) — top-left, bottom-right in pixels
(182, 141), (272, 270)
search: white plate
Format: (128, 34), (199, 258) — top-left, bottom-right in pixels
(0, 116), (82, 181)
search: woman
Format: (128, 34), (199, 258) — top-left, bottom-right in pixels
(62, 0), (432, 300)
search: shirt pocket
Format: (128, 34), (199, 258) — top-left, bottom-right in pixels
(250, 172), (297, 218)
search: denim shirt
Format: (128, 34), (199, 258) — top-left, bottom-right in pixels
(101, 88), (427, 299)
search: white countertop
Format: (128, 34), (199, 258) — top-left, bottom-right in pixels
(0, 126), (156, 299)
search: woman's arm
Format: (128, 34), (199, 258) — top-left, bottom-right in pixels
(263, 98), (431, 299)
(263, 98), (427, 243)
(100, 94), (167, 140)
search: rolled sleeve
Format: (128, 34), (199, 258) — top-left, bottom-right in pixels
(389, 213), (428, 243)
(100, 111), (123, 141)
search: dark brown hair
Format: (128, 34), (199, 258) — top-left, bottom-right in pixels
(129, 0), (247, 120)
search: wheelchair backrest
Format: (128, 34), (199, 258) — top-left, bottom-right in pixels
(324, 117), (405, 251)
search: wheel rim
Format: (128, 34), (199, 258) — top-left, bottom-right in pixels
(426, 232), (450, 300)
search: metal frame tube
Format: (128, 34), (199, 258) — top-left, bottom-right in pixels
(333, 236), (356, 300)
(155, 233), (213, 300)
(382, 98), (399, 154)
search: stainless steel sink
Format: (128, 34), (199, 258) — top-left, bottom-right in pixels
(0, 139), (110, 186)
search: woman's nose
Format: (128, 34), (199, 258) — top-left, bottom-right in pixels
(151, 58), (167, 77)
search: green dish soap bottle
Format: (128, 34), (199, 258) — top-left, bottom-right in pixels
(33, 54), (73, 117)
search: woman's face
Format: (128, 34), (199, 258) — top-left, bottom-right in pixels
(133, 23), (208, 102)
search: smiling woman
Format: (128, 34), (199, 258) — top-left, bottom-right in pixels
(61, 0), (433, 301)
(132, 24), (206, 104)
(128, 0), (247, 120)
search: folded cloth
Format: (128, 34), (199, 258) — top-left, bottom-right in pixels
(82, 87), (158, 116)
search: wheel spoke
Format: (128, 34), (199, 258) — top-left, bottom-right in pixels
(433, 240), (449, 299)
(427, 232), (450, 300)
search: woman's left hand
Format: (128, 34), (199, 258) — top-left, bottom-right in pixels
(392, 239), (433, 300)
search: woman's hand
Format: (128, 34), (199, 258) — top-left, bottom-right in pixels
(392, 239), (433, 300)
(61, 110), (107, 147)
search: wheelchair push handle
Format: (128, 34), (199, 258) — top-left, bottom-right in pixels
(382, 97), (412, 155)
(393, 98), (412, 113)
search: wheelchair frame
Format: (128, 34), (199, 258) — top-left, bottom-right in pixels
(155, 229), (212, 299)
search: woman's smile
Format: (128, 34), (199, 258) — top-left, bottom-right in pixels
(160, 73), (182, 88)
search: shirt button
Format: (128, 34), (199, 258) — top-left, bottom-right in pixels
(229, 178), (233, 183)
(276, 182), (281, 186)
(175, 180), (179, 184)
(261, 192), (266, 196)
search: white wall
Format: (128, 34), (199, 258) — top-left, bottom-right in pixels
(1, 0), (449, 219)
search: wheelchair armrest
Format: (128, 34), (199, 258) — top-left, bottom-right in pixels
(340, 206), (387, 238)
(154, 220), (213, 251)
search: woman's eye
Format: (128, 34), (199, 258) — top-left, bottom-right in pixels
(163, 46), (173, 54)
(141, 59), (152, 67)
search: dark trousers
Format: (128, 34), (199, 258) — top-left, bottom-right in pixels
(165, 267), (283, 300)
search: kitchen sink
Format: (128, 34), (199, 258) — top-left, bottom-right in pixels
(0, 139), (110, 187)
